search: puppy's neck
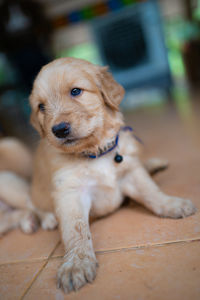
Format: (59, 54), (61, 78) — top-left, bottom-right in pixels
(81, 110), (124, 158)
(81, 133), (117, 158)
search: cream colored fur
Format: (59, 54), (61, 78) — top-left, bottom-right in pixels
(0, 57), (196, 294)
(0, 138), (57, 234)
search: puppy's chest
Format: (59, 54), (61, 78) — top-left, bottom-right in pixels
(53, 152), (129, 192)
(88, 155), (118, 187)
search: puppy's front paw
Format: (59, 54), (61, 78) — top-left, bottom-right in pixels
(157, 196), (196, 218)
(57, 253), (98, 294)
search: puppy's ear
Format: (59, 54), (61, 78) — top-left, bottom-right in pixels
(29, 90), (45, 137)
(30, 111), (44, 137)
(98, 66), (125, 110)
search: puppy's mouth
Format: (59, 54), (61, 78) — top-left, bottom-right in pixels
(63, 137), (79, 146)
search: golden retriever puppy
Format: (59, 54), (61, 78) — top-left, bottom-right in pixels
(29, 57), (196, 293)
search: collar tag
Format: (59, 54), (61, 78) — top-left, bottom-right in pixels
(114, 153), (123, 163)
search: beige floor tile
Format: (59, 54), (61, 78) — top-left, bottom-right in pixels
(25, 241), (200, 300)
(0, 229), (60, 264)
(0, 261), (45, 300)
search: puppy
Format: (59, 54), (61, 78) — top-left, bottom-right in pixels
(29, 57), (196, 293)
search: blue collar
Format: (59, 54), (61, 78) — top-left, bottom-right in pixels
(88, 134), (119, 159)
(83, 126), (142, 159)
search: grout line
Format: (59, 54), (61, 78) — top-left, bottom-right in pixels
(0, 257), (52, 266)
(19, 260), (48, 300)
(1, 237), (200, 267)
(0, 245), (63, 266)
(19, 240), (61, 300)
(49, 237), (200, 259)
(94, 238), (200, 255)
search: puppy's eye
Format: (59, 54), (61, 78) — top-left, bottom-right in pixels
(70, 88), (82, 97)
(38, 103), (45, 112)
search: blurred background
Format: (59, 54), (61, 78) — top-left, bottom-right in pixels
(0, 0), (200, 141)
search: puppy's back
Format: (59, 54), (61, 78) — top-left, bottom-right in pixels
(0, 137), (32, 179)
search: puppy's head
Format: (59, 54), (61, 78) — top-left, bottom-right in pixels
(30, 57), (124, 154)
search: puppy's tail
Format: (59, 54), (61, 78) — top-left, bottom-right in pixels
(144, 158), (169, 175)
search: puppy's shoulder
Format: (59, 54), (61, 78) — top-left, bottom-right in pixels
(118, 129), (141, 157)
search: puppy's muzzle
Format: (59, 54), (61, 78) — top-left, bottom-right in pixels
(52, 122), (71, 138)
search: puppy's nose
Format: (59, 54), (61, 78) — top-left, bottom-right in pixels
(52, 122), (71, 138)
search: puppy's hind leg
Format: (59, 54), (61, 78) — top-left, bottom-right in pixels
(0, 171), (39, 234)
(0, 209), (39, 236)
(0, 210), (22, 235)
(0, 209), (27, 235)
(144, 158), (169, 175)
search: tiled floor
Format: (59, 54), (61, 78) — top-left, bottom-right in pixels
(1, 98), (200, 300)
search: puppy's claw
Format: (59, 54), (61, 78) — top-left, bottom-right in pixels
(84, 267), (97, 283)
